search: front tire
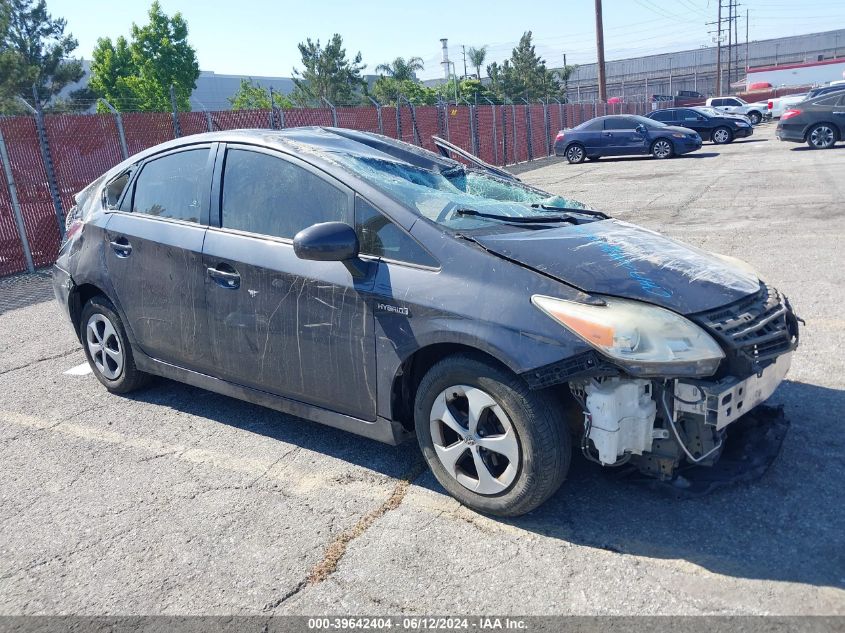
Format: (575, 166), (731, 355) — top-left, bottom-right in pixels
(651, 138), (674, 159)
(565, 144), (586, 164)
(414, 355), (570, 517)
(711, 126), (733, 144)
(748, 111), (762, 125)
(807, 124), (837, 149)
(80, 296), (150, 394)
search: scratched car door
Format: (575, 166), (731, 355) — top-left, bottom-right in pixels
(202, 144), (378, 420)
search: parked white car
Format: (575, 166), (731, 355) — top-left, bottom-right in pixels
(705, 96), (766, 125)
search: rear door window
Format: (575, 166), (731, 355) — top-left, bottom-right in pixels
(604, 117), (636, 130)
(651, 110), (674, 123)
(679, 109), (703, 122)
(221, 148), (349, 239)
(578, 119), (603, 131)
(132, 149), (209, 223)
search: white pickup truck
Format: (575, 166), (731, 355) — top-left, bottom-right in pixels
(767, 93), (808, 119)
(705, 96), (765, 125)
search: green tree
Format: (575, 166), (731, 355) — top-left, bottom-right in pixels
(486, 32), (562, 101)
(375, 56), (424, 82)
(89, 1), (199, 111)
(434, 77), (495, 104)
(467, 46), (487, 79)
(228, 78), (293, 110)
(291, 34), (365, 106)
(372, 77), (436, 106)
(1, 0), (83, 108)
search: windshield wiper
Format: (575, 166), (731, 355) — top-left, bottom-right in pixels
(530, 203), (609, 219)
(455, 208), (578, 224)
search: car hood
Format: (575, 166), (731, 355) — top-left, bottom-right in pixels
(473, 219), (761, 314)
(661, 125), (698, 135)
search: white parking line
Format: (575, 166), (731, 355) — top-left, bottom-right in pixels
(63, 362), (92, 376)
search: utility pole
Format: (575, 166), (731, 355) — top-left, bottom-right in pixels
(734, 1), (740, 85)
(594, 0), (607, 102)
(563, 53), (569, 101)
(461, 45), (468, 80)
(745, 9), (749, 76)
(716, 1), (722, 94)
(727, 0), (733, 90)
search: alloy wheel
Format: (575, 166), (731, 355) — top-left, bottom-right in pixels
(566, 145), (584, 163)
(809, 125), (835, 149)
(653, 140), (672, 158)
(86, 313), (124, 380)
(429, 385), (520, 495)
(713, 128), (730, 144)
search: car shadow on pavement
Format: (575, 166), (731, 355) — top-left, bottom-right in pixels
(790, 145), (845, 152)
(0, 272), (54, 315)
(732, 138), (769, 144)
(122, 377), (421, 481)
(585, 153), (720, 164)
(123, 377), (843, 590)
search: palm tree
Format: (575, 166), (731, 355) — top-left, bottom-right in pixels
(467, 46), (487, 79)
(375, 56), (424, 82)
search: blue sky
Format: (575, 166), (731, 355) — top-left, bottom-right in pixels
(49, 0), (845, 80)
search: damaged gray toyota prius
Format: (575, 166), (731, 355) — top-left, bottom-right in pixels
(53, 127), (801, 516)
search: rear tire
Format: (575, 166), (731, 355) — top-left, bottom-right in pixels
(565, 144), (586, 164)
(711, 126), (733, 144)
(414, 355), (570, 517)
(748, 111), (762, 125)
(651, 138), (674, 159)
(80, 296), (150, 394)
(806, 123), (837, 149)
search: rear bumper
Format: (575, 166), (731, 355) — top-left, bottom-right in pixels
(51, 263), (74, 326)
(776, 125), (805, 143)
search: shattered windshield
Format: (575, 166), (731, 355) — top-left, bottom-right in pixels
(330, 154), (592, 231)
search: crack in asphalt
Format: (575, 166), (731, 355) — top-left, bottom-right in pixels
(0, 348), (80, 377)
(306, 459), (427, 585)
(262, 458), (428, 613)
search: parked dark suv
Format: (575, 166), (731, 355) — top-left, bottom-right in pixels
(647, 107), (753, 144)
(53, 127), (800, 516)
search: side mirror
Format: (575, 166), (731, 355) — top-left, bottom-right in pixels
(293, 221), (359, 262)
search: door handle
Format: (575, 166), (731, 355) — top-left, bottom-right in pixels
(109, 237), (132, 257)
(207, 266), (241, 289)
(602, 132), (612, 136)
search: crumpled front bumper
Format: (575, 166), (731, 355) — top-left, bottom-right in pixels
(628, 404), (790, 498)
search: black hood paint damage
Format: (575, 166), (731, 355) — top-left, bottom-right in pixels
(473, 219), (762, 314)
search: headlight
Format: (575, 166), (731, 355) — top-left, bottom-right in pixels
(671, 133), (686, 138)
(531, 295), (724, 376)
(735, 121), (750, 127)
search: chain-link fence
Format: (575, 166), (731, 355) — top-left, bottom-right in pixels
(0, 97), (663, 278)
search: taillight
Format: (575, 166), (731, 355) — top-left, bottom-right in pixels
(767, 100), (773, 109)
(65, 218), (83, 241)
(781, 109), (802, 121)
(555, 131), (565, 142)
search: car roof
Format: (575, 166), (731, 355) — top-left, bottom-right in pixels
(103, 126), (459, 181)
